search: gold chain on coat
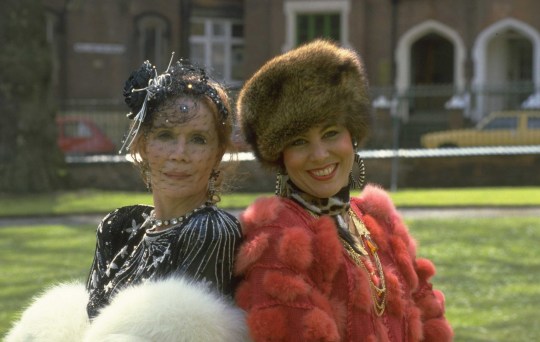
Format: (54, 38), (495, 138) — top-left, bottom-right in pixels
(306, 209), (387, 316)
(344, 209), (387, 316)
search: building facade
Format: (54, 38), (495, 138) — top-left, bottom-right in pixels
(43, 0), (540, 147)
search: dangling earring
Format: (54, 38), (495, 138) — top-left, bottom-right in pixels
(349, 151), (366, 190)
(142, 162), (152, 191)
(275, 170), (289, 197)
(207, 169), (221, 204)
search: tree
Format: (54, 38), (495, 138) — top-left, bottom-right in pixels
(0, 0), (65, 193)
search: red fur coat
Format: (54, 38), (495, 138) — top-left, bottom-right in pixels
(234, 184), (453, 341)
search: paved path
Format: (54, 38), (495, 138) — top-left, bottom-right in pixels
(1, 207), (538, 227)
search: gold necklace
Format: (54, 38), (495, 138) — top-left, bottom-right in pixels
(345, 209), (387, 316)
(305, 208), (387, 316)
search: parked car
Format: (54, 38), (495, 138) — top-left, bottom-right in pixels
(56, 116), (116, 154)
(420, 110), (540, 148)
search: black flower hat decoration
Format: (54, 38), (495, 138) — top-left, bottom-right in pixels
(119, 53), (229, 153)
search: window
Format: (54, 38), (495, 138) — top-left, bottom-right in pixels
(483, 117), (518, 130)
(283, 0), (350, 52)
(528, 117), (540, 129)
(296, 13), (340, 46)
(65, 122), (92, 138)
(137, 15), (169, 70)
(190, 18), (244, 86)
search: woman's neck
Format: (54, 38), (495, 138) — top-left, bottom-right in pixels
(152, 192), (208, 220)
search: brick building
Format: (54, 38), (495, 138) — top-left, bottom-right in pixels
(41, 0), (540, 189)
(43, 0), (540, 146)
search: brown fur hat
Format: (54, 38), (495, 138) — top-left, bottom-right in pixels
(237, 39), (371, 168)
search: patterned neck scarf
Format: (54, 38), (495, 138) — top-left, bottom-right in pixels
(286, 181), (362, 253)
(287, 180), (350, 217)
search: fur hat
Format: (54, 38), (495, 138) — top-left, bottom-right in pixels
(237, 39), (371, 168)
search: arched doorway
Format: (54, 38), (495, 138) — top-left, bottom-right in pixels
(410, 33), (454, 113)
(485, 29), (533, 112)
(472, 18), (540, 120)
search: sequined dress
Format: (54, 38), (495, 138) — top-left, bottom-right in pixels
(86, 204), (242, 319)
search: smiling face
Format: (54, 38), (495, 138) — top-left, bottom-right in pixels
(282, 124), (354, 199)
(142, 97), (222, 207)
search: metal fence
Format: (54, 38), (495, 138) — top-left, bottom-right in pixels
(58, 84), (540, 189)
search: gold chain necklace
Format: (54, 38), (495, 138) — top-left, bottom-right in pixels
(306, 208), (387, 316)
(345, 209), (387, 316)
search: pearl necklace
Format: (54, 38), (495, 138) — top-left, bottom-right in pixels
(148, 204), (207, 230)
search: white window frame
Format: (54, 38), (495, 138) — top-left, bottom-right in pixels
(283, 0), (350, 52)
(137, 15), (169, 70)
(190, 17), (244, 87)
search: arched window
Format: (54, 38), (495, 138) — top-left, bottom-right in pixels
(411, 33), (454, 85)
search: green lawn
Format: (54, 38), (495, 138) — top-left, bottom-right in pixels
(1, 186), (539, 217)
(0, 224), (96, 339)
(408, 217), (540, 341)
(1, 217), (539, 341)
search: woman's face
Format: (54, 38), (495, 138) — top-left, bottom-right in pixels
(282, 124), (354, 199)
(143, 97), (222, 204)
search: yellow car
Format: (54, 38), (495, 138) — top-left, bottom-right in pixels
(420, 110), (540, 148)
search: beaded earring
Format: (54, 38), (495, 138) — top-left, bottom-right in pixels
(142, 165), (152, 191)
(207, 169), (221, 204)
(275, 170), (289, 197)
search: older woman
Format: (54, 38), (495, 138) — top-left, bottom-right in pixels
(6, 58), (247, 342)
(234, 40), (453, 341)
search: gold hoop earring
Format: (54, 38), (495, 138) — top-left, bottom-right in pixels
(275, 170), (289, 197)
(349, 153), (366, 190)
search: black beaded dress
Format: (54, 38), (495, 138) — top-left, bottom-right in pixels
(85, 204), (242, 319)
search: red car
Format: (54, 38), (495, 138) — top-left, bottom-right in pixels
(56, 116), (116, 155)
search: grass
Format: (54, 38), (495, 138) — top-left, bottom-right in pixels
(409, 217), (540, 341)
(1, 186), (540, 217)
(1, 217), (539, 341)
(0, 224), (96, 338)
(388, 186), (540, 207)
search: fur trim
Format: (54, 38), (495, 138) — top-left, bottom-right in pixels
(384, 268), (405, 316)
(263, 271), (311, 302)
(234, 232), (271, 275)
(240, 196), (282, 230)
(349, 264), (372, 313)
(422, 317), (454, 342)
(416, 291), (445, 319)
(5, 282), (89, 342)
(356, 185), (397, 219)
(389, 235), (419, 290)
(302, 307), (340, 341)
(277, 226), (314, 271)
(246, 307), (287, 340)
(309, 216), (343, 291)
(234, 280), (253, 310)
(237, 39), (370, 167)
(406, 305), (424, 341)
(416, 257), (437, 282)
(83, 277), (249, 342)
